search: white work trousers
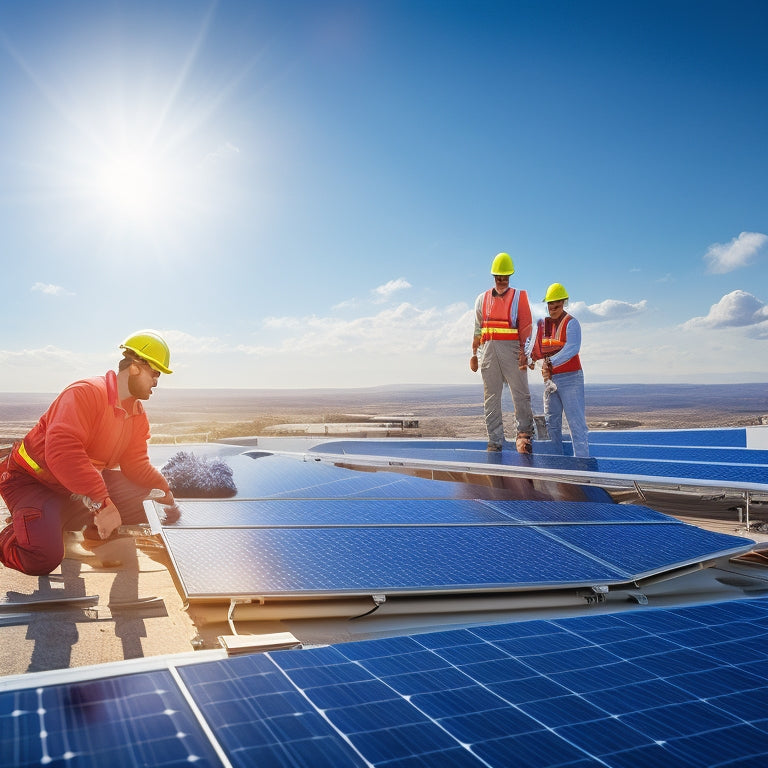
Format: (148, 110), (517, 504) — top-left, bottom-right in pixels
(480, 340), (534, 447)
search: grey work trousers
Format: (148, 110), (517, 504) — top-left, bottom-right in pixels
(480, 341), (535, 447)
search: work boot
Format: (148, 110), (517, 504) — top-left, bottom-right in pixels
(66, 533), (132, 568)
(515, 432), (533, 454)
(487, 443), (502, 452)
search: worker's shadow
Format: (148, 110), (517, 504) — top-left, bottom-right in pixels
(15, 536), (167, 672)
(14, 560), (87, 673)
(107, 536), (168, 661)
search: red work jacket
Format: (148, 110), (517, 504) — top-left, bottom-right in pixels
(11, 370), (169, 505)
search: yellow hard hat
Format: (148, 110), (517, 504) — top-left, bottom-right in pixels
(543, 283), (569, 303)
(120, 329), (173, 374)
(490, 252), (514, 276)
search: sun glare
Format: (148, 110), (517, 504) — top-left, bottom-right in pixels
(94, 149), (174, 225)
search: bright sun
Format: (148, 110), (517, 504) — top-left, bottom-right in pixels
(94, 148), (174, 225)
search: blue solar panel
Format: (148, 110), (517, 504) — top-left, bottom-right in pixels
(0, 669), (225, 767)
(161, 513), (751, 599)
(156, 452), (612, 503)
(307, 438), (768, 490)
(586, 428), (748, 447)
(482, 500), (672, 524)
(163, 524), (631, 597)
(7, 597), (768, 767)
(166, 499), (670, 528)
(166, 498), (505, 526)
(311, 442), (599, 472)
(582, 441), (768, 464)
(591, 456), (768, 486)
(545, 523), (745, 576)
(208, 453), (465, 499)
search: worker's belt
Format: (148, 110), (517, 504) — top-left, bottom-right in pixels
(17, 440), (43, 474)
(481, 328), (519, 341)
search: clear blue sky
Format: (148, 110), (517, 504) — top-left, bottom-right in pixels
(1, 0), (766, 391)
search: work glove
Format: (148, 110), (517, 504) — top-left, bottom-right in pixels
(154, 489), (176, 507)
(95, 500), (122, 540)
(149, 488), (182, 524)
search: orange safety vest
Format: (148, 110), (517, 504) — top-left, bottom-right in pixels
(480, 288), (523, 343)
(542, 314), (581, 374)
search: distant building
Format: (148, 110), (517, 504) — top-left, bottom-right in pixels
(264, 414), (420, 437)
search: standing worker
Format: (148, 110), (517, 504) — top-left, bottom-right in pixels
(533, 283), (590, 457)
(471, 252), (535, 453)
(0, 330), (177, 575)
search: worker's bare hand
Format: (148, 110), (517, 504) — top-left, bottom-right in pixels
(469, 355), (478, 372)
(542, 361), (553, 381)
(95, 501), (121, 540)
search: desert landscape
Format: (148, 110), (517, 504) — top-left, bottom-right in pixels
(1, 382), (767, 446)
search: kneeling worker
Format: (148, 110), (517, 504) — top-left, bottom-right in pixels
(533, 283), (590, 458)
(0, 330), (177, 575)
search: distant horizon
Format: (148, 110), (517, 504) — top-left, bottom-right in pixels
(1, 380), (766, 397)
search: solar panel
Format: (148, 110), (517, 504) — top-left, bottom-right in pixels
(306, 438), (768, 492)
(156, 497), (752, 600)
(591, 457), (768, 486)
(166, 499), (671, 528)
(166, 498), (520, 527)
(197, 452), (462, 499)
(586, 427), (748, 447)
(160, 452), (606, 502)
(5, 596), (768, 767)
(579, 442), (768, 465)
(0, 669), (226, 766)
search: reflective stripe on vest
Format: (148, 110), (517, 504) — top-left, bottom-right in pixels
(18, 440), (43, 474)
(480, 288), (520, 342)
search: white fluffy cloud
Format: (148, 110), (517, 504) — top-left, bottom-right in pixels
(704, 232), (768, 274)
(682, 290), (768, 335)
(373, 278), (412, 301)
(31, 282), (73, 296)
(568, 298), (647, 323)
